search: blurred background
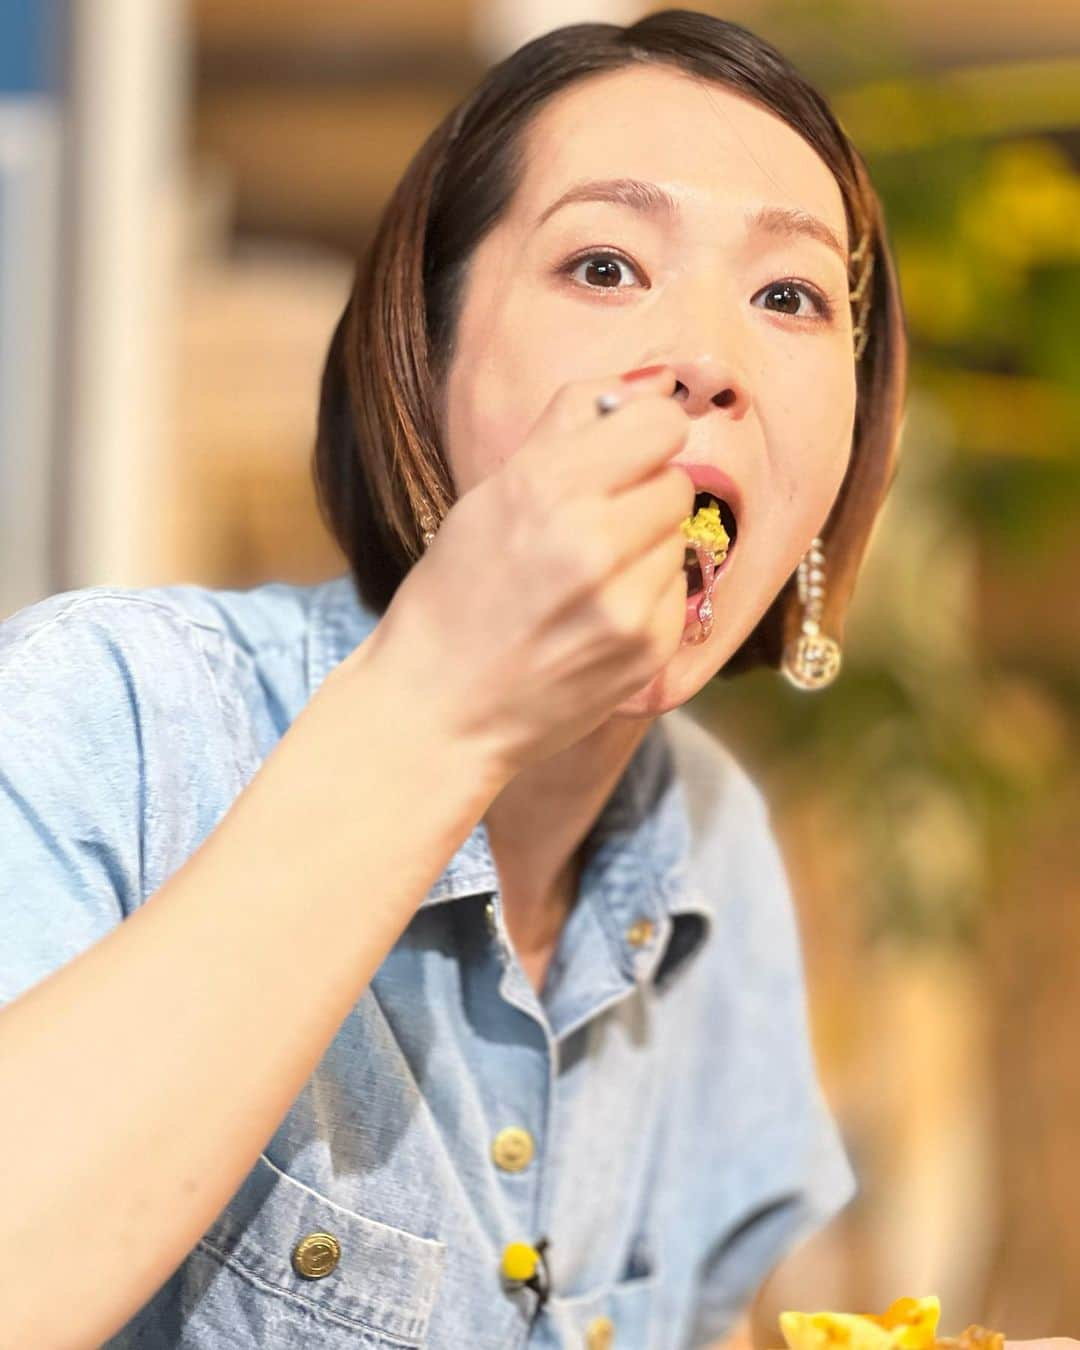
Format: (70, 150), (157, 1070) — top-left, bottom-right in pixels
(1, 0), (1077, 1339)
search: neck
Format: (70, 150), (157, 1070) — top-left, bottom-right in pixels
(483, 716), (656, 952)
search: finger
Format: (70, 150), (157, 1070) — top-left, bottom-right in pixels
(603, 519), (688, 645)
(604, 472), (689, 602)
(527, 393), (690, 515)
(608, 462), (697, 556)
(533, 364), (678, 439)
(579, 392), (692, 501)
(556, 459), (692, 604)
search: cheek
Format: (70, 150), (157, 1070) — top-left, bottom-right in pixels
(776, 357), (856, 507)
(442, 375), (521, 498)
(444, 361), (590, 502)
(442, 320), (568, 498)
(756, 365), (856, 580)
(815, 392), (858, 520)
(772, 438), (853, 565)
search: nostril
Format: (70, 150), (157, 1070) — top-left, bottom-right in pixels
(671, 383), (736, 407)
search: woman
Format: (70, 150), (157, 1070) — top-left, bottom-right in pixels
(1, 9), (915, 1348)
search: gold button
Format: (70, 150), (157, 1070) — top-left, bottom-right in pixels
(291, 1231), (341, 1279)
(491, 1125), (535, 1172)
(484, 898), (497, 937)
(586, 1315), (616, 1349)
(626, 918), (654, 947)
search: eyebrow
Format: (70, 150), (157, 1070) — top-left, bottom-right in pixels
(533, 176), (848, 265)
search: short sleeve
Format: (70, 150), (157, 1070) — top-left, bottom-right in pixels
(684, 770), (859, 1346)
(684, 1089), (856, 1346)
(0, 595), (146, 1010)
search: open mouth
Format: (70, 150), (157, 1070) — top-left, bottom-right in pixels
(683, 491), (739, 596)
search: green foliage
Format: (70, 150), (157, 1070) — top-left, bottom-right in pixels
(694, 2), (1079, 947)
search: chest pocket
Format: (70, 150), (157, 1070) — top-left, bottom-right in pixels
(184, 1151), (447, 1347)
(545, 1250), (660, 1350)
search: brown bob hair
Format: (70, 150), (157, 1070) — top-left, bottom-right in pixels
(312, 8), (908, 680)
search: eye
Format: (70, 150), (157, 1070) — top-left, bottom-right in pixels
(558, 250), (837, 323)
(560, 248), (644, 293)
(754, 279), (835, 322)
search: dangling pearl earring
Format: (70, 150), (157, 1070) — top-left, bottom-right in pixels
(780, 536), (843, 690)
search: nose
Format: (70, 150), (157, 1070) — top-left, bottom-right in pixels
(646, 278), (753, 419)
(666, 357), (748, 419)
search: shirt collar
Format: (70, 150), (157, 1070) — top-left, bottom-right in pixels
(307, 573), (713, 982)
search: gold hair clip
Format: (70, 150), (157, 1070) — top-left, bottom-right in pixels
(849, 222), (874, 362)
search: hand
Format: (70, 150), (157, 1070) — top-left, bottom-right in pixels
(366, 365), (694, 781)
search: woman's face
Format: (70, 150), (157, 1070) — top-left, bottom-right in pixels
(439, 64), (858, 717)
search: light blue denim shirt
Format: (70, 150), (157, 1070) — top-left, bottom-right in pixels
(0, 573), (855, 1349)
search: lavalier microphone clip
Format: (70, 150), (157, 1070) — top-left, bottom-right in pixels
(500, 1235), (552, 1329)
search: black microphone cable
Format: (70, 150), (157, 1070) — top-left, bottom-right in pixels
(499, 1236), (552, 1332)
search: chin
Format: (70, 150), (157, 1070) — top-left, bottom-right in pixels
(610, 633), (727, 718)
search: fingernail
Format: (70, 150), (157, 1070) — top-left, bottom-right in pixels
(620, 364), (669, 383)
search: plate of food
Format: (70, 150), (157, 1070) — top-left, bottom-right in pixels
(778, 1295), (1004, 1350)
